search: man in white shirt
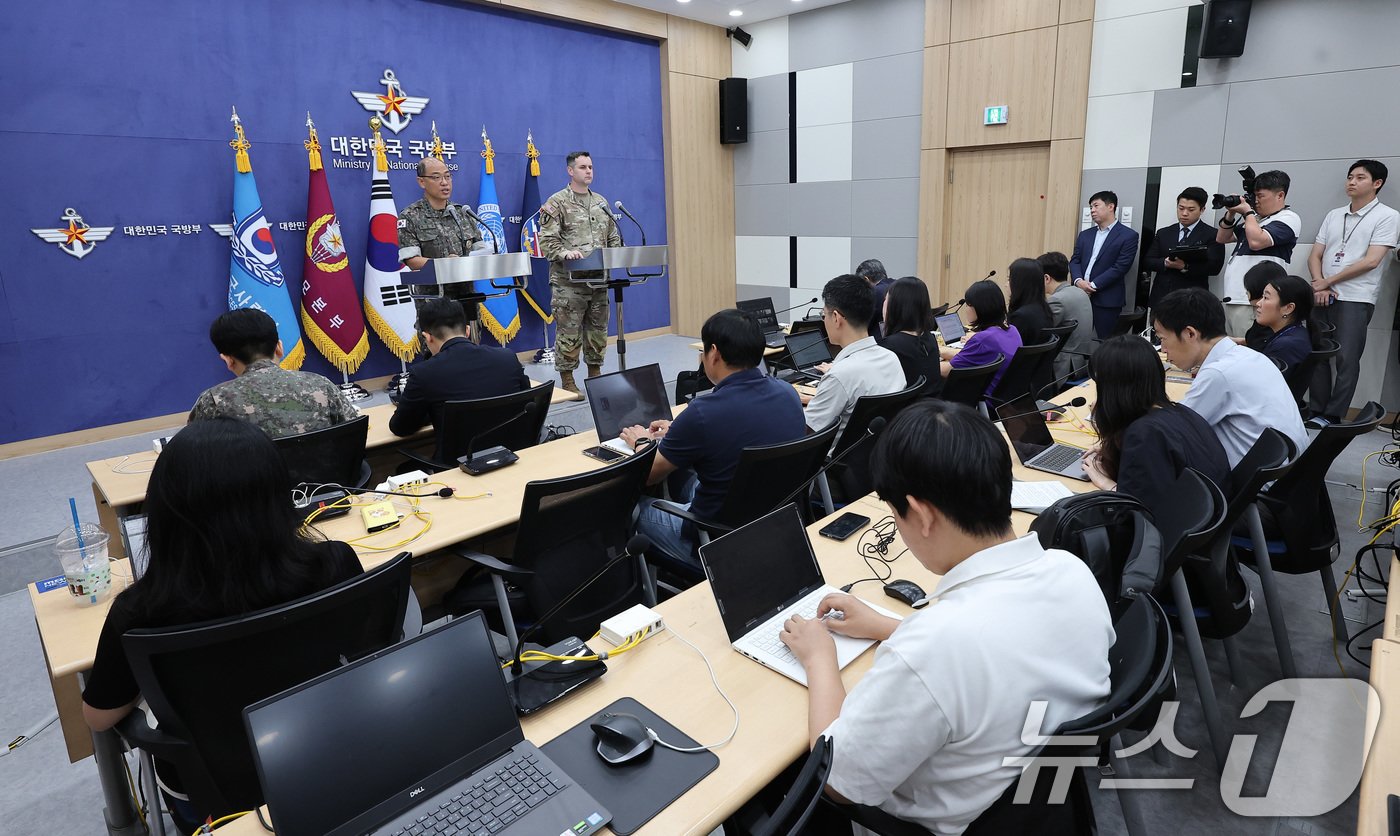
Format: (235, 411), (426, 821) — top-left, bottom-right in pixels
(1216, 169), (1303, 338)
(1154, 287), (1307, 467)
(802, 274), (906, 441)
(780, 401), (1114, 836)
(1305, 160), (1399, 429)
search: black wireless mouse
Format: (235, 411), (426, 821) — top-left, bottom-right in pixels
(884, 579), (929, 608)
(590, 712), (655, 765)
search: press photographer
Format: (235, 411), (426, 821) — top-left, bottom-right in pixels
(1216, 167), (1303, 337)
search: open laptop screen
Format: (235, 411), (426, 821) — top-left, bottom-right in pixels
(784, 330), (834, 369)
(996, 396), (1056, 464)
(699, 504), (826, 641)
(935, 313), (966, 342)
(585, 364), (673, 440)
(244, 613), (522, 836)
(737, 297), (780, 333)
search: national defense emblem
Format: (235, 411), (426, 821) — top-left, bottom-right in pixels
(31, 208), (114, 260)
(351, 69), (428, 134)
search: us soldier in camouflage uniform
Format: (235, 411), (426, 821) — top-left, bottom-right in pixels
(539, 151), (622, 394)
(398, 156), (485, 303)
(189, 309), (357, 439)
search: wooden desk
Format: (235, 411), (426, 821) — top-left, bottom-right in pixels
(1357, 638), (1400, 836)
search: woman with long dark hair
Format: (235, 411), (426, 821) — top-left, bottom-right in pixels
(82, 418), (362, 825)
(1081, 336), (1229, 513)
(940, 279), (1022, 397)
(878, 276), (942, 397)
(1006, 257), (1052, 345)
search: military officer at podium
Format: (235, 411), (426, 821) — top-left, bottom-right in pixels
(397, 156), (486, 302)
(539, 151), (622, 395)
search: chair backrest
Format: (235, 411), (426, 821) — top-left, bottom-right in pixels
(939, 354), (1003, 407)
(1112, 307), (1147, 336)
(122, 553), (412, 816)
(989, 337), (1059, 406)
(1151, 467), (1227, 584)
(929, 302), (950, 319)
(710, 423), (841, 529)
(1268, 355), (1287, 373)
(273, 414), (369, 487)
(830, 378), (927, 499)
(512, 446), (658, 643)
(1288, 338), (1340, 403)
(1221, 428), (1296, 526)
(752, 736), (834, 836)
(436, 383), (553, 464)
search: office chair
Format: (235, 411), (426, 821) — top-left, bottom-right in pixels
(1288, 337), (1340, 408)
(929, 302), (950, 319)
(1040, 321), (1079, 394)
(116, 553), (413, 832)
(987, 337), (1059, 410)
(939, 354), (1003, 410)
(447, 446), (657, 649)
(400, 383), (553, 472)
(828, 378), (926, 503)
(1112, 307), (1147, 337)
(273, 414), (371, 489)
(648, 423), (841, 586)
(726, 737), (834, 836)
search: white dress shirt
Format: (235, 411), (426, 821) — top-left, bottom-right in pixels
(1180, 337), (1308, 467)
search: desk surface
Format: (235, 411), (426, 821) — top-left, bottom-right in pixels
(1358, 638), (1400, 836)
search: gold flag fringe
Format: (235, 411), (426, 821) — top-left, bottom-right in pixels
(299, 308), (370, 374)
(477, 303), (521, 345)
(278, 338), (306, 371)
(363, 298), (421, 363)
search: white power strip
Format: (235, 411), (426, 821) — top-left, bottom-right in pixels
(386, 470), (430, 490)
(600, 604), (666, 646)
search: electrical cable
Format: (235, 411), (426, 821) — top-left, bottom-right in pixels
(193, 811), (251, 833)
(499, 629), (651, 669)
(648, 626), (740, 753)
(841, 516), (903, 592)
(110, 454), (157, 474)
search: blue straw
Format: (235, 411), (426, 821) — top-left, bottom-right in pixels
(68, 497), (88, 561)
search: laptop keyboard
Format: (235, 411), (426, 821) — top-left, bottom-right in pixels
(388, 752), (566, 836)
(1033, 444), (1082, 472)
(750, 599), (822, 665)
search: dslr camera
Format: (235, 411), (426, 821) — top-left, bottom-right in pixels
(1211, 166), (1257, 210)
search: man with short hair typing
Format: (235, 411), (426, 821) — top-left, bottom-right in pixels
(1154, 287), (1306, 467)
(624, 309), (806, 564)
(780, 401), (1113, 835)
(190, 308), (356, 439)
(803, 274), (906, 439)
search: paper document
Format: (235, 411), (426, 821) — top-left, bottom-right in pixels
(1012, 480), (1075, 512)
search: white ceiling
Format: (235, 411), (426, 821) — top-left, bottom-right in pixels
(613, 0), (853, 28)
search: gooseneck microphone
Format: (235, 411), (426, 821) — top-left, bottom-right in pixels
(614, 200), (645, 246)
(775, 297), (819, 318)
(458, 402), (537, 476)
(455, 204), (501, 255)
(994, 397), (1088, 424)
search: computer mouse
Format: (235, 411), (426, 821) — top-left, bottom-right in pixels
(884, 579), (930, 609)
(590, 712), (655, 765)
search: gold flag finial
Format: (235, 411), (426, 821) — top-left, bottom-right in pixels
(229, 106), (251, 174)
(369, 115), (388, 173)
(525, 130), (540, 177)
(304, 112), (323, 171)
(480, 126), (495, 175)
(430, 120), (444, 162)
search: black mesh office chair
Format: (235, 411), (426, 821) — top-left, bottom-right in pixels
(1288, 337), (1339, 407)
(726, 737), (834, 836)
(273, 414), (371, 489)
(1040, 321), (1079, 394)
(447, 446), (657, 648)
(115, 553), (413, 829)
(939, 354), (1003, 409)
(828, 378), (926, 502)
(1113, 307), (1147, 336)
(988, 337), (1059, 409)
(401, 383), (553, 472)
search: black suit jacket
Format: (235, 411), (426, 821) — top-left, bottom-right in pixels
(1144, 221), (1225, 306)
(389, 337), (531, 459)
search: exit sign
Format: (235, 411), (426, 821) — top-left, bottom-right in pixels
(984, 106), (1008, 126)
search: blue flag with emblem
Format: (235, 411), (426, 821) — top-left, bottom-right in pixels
(473, 130), (520, 345)
(514, 133), (553, 326)
(225, 110), (304, 369)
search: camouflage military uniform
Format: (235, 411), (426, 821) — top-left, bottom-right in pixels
(539, 187), (622, 371)
(188, 359), (357, 439)
(397, 197), (484, 302)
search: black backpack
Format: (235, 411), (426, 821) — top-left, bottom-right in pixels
(1029, 491), (1165, 612)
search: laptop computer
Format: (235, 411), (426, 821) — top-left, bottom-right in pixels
(582, 363), (674, 459)
(935, 312), (966, 348)
(698, 504), (898, 685)
(737, 297), (788, 348)
(996, 396), (1089, 481)
(776, 330), (834, 382)
(243, 611), (612, 836)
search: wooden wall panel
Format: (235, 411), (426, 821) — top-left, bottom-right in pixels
(922, 45), (949, 149)
(1044, 138), (1085, 253)
(480, 0), (669, 39)
(667, 14), (731, 79)
(946, 27), (1057, 147)
(918, 148), (948, 300)
(950, 0), (1058, 41)
(1059, 0), (1095, 25)
(925, 0), (952, 46)
(942, 145), (1049, 298)
(1051, 20), (1093, 140)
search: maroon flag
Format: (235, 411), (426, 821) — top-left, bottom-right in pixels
(299, 115), (369, 373)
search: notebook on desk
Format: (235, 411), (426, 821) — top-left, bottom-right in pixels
(243, 612), (611, 836)
(582, 364), (674, 460)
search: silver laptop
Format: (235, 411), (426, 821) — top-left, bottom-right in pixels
(582, 364), (674, 458)
(935, 312), (966, 348)
(243, 612), (611, 836)
(996, 396), (1088, 481)
(698, 504), (898, 685)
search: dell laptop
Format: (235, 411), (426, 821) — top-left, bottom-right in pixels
(582, 363), (674, 460)
(737, 297), (788, 348)
(776, 330), (835, 383)
(243, 611), (611, 836)
(935, 312), (966, 348)
(698, 504), (897, 686)
(996, 396), (1089, 481)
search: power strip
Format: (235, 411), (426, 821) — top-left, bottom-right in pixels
(386, 470), (430, 491)
(599, 604), (666, 647)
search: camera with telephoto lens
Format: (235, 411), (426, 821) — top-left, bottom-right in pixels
(1211, 166), (1257, 210)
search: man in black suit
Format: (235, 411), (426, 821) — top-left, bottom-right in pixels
(389, 297), (531, 461)
(1144, 187), (1225, 309)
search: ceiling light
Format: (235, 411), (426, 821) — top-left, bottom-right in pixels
(729, 9), (743, 16)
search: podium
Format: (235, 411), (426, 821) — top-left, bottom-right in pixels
(563, 245), (668, 369)
(408, 252), (533, 344)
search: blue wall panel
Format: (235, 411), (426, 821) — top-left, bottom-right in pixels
(0, 0), (666, 442)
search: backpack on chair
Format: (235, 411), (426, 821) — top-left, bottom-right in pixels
(1030, 491), (1165, 613)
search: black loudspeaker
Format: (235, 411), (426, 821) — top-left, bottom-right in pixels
(719, 77), (747, 145)
(1199, 0), (1252, 58)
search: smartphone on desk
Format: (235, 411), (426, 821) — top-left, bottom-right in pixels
(582, 445), (627, 463)
(819, 512), (871, 541)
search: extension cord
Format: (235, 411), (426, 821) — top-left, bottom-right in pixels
(386, 470), (430, 490)
(599, 604), (666, 647)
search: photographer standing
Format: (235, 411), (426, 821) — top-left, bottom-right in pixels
(1217, 170), (1302, 337)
